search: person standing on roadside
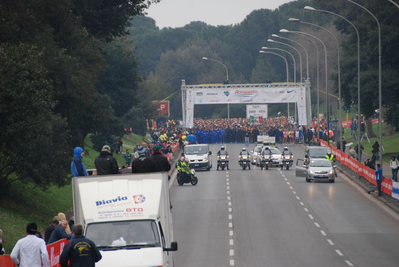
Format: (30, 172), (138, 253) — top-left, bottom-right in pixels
(60, 224), (102, 267)
(132, 146), (155, 173)
(368, 164), (383, 196)
(124, 149), (133, 167)
(47, 220), (71, 244)
(149, 145), (171, 172)
(95, 145), (120, 175)
(71, 147), (87, 177)
(11, 222), (50, 267)
(390, 156), (399, 182)
(44, 219), (59, 244)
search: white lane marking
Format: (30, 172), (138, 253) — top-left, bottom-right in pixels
(227, 191), (230, 195)
(308, 214), (314, 220)
(229, 222), (233, 228)
(229, 230), (233, 236)
(228, 208), (232, 212)
(282, 175), (285, 177)
(228, 202), (232, 206)
(327, 239), (334, 245)
(284, 178), (288, 181)
(227, 186), (230, 190)
(230, 259), (235, 266)
(292, 191), (297, 195)
(227, 196), (231, 200)
(300, 202), (304, 205)
(320, 230), (327, 236)
(296, 196), (300, 200)
(289, 186), (293, 190)
(287, 182), (291, 185)
(335, 250), (344, 256)
(304, 208), (309, 212)
(230, 249), (234, 256)
(226, 178), (230, 182)
(314, 222), (320, 228)
(230, 239), (234, 245)
(229, 214), (232, 220)
(345, 260), (354, 266)
(226, 182), (230, 185)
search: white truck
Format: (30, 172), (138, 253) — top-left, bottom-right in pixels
(72, 172), (177, 267)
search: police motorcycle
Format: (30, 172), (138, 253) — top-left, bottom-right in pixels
(239, 148), (251, 170)
(217, 146), (229, 171)
(176, 157), (198, 186)
(260, 147), (272, 170)
(281, 147), (294, 170)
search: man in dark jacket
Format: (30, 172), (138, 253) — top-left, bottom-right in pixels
(44, 219), (59, 244)
(95, 145), (120, 175)
(48, 220), (70, 244)
(132, 146), (155, 173)
(60, 224), (102, 267)
(150, 146), (171, 172)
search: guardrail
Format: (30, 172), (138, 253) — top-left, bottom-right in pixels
(316, 139), (398, 199)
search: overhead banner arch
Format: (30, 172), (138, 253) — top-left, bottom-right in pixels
(181, 80), (311, 128)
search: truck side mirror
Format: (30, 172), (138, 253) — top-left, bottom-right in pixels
(164, 241), (178, 252)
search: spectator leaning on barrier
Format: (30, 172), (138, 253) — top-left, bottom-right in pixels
(71, 147), (87, 177)
(44, 218), (59, 244)
(95, 145), (120, 175)
(60, 224), (102, 267)
(47, 220), (71, 244)
(368, 164), (383, 197)
(11, 222), (50, 267)
(390, 156), (399, 182)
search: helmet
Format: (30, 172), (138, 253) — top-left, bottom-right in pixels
(242, 148), (247, 151)
(221, 146), (225, 150)
(284, 147), (288, 151)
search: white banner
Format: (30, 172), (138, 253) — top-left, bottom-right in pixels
(246, 105), (268, 119)
(297, 87), (307, 126)
(186, 89), (194, 128)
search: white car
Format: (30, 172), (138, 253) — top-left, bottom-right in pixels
(251, 145), (262, 165)
(184, 144), (212, 171)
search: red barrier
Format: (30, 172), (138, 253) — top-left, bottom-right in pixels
(172, 142), (179, 152)
(0, 255), (16, 267)
(342, 121), (351, 128)
(47, 238), (68, 267)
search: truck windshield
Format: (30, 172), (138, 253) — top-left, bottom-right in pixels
(184, 146), (208, 155)
(86, 220), (161, 248)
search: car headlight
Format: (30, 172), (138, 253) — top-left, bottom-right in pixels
(329, 170), (334, 174)
(309, 170), (314, 174)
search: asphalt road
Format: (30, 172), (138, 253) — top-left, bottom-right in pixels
(170, 144), (399, 267)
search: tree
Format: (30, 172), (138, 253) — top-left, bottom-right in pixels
(0, 44), (71, 193)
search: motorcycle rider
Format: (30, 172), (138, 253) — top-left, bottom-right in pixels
(326, 151), (337, 177)
(282, 147), (293, 156)
(177, 156), (191, 183)
(260, 147), (272, 168)
(217, 146), (229, 170)
(239, 148), (251, 170)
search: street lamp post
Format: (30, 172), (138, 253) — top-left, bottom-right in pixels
(304, 6), (362, 162)
(388, 0), (399, 9)
(280, 29), (330, 145)
(267, 39), (303, 83)
(289, 18), (343, 152)
(259, 51), (289, 83)
(202, 57), (230, 119)
(346, 0), (383, 172)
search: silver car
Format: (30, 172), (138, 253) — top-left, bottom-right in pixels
(296, 158), (335, 183)
(256, 147), (282, 167)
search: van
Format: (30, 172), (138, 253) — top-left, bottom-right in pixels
(184, 144), (212, 171)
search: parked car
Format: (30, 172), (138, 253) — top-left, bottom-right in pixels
(295, 158), (335, 183)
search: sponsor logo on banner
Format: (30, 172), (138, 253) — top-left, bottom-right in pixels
(392, 181), (399, 200)
(235, 89), (258, 97)
(224, 90), (230, 97)
(196, 92), (203, 96)
(206, 92), (218, 95)
(96, 196), (128, 206)
(240, 98), (253, 103)
(133, 195), (146, 204)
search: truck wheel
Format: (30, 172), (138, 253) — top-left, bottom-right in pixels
(191, 177), (198, 185)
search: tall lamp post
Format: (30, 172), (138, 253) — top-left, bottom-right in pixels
(259, 51), (289, 83)
(289, 18), (343, 152)
(202, 57), (230, 119)
(267, 39), (303, 83)
(388, 0), (399, 8)
(280, 29), (330, 145)
(346, 0), (383, 171)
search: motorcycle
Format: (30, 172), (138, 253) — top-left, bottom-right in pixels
(177, 169), (198, 186)
(261, 154), (271, 170)
(217, 155), (229, 170)
(281, 155), (294, 170)
(239, 154), (251, 170)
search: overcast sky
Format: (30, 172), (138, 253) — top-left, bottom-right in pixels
(146, 0), (295, 29)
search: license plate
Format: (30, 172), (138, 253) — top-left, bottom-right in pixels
(194, 164), (199, 167)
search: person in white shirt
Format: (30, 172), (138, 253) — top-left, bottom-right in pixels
(11, 222), (50, 267)
(390, 156), (399, 182)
